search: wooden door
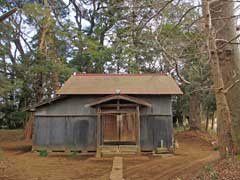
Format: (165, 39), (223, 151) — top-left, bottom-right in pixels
(102, 114), (118, 143)
(102, 112), (137, 145)
(119, 112), (137, 144)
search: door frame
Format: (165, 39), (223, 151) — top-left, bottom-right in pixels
(96, 105), (141, 149)
(101, 111), (137, 145)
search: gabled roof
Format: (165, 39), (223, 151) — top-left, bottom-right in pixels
(24, 95), (67, 111)
(85, 95), (152, 107)
(57, 73), (183, 95)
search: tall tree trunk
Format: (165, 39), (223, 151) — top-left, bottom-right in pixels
(25, 0), (52, 140)
(205, 109), (209, 131)
(36, 0), (51, 102)
(189, 92), (201, 130)
(178, 115), (183, 127)
(211, 113), (215, 130)
(210, 0), (240, 154)
(203, 0), (234, 157)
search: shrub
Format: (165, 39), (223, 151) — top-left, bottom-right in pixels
(39, 149), (48, 157)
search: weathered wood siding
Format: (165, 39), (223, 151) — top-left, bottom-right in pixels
(134, 95), (172, 115)
(136, 95), (173, 150)
(140, 116), (173, 151)
(33, 95), (173, 151)
(35, 95), (100, 115)
(33, 116), (97, 151)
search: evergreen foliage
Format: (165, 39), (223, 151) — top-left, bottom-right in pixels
(0, 0), (215, 129)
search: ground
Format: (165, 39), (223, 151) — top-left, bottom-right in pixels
(123, 131), (219, 180)
(193, 157), (240, 180)
(0, 129), (225, 180)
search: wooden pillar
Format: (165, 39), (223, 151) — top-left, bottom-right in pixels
(96, 107), (101, 157)
(136, 106), (141, 154)
(117, 99), (120, 111)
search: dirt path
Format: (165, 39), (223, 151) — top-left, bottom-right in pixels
(110, 157), (124, 180)
(123, 133), (219, 180)
(0, 141), (112, 180)
(0, 130), (219, 180)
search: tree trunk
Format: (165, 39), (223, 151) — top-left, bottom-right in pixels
(189, 92), (201, 130)
(178, 115), (183, 127)
(205, 109), (209, 131)
(173, 116), (177, 128)
(25, 0), (51, 140)
(211, 113), (215, 130)
(210, 0), (240, 154)
(24, 112), (34, 140)
(202, 0), (234, 157)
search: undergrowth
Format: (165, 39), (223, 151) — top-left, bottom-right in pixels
(203, 165), (218, 180)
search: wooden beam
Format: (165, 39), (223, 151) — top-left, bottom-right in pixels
(140, 114), (172, 117)
(136, 106), (141, 154)
(85, 94), (151, 107)
(96, 107), (101, 158)
(99, 103), (138, 108)
(100, 110), (134, 114)
(35, 114), (97, 117)
(117, 99), (120, 110)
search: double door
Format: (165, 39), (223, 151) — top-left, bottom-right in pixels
(102, 112), (137, 145)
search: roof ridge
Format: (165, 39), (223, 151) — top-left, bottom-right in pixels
(75, 73), (167, 76)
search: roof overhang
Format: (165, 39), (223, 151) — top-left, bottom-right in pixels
(57, 73), (183, 95)
(85, 95), (152, 107)
(24, 95), (67, 111)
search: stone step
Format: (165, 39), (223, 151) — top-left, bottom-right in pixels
(100, 145), (138, 156)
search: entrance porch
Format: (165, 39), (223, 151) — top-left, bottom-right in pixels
(86, 95), (151, 156)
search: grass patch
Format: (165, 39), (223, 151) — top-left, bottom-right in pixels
(0, 148), (5, 160)
(174, 126), (187, 133)
(208, 129), (217, 136)
(39, 149), (48, 157)
(69, 151), (79, 157)
(236, 154), (240, 161)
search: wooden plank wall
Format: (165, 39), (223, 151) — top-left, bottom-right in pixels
(33, 95), (173, 151)
(140, 115), (173, 151)
(35, 95), (100, 116)
(33, 116), (97, 151)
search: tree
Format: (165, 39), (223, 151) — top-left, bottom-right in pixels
(202, 0), (234, 157)
(209, 0), (240, 154)
(0, 1), (71, 130)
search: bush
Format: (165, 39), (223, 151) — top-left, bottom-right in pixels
(0, 105), (26, 129)
(39, 149), (48, 157)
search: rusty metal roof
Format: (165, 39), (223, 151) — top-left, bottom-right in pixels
(56, 73), (183, 95)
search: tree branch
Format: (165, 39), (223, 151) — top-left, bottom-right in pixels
(0, 8), (17, 22)
(223, 79), (240, 94)
(161, 46), (191, 84)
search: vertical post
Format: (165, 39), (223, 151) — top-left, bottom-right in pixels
(117, 99), (120, 111)
(136, 106), (141, 154)
(96, 107), (101, 157)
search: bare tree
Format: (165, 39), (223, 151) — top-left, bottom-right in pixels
(202, 0), (235, 157)
(209, 0), (240, 154)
